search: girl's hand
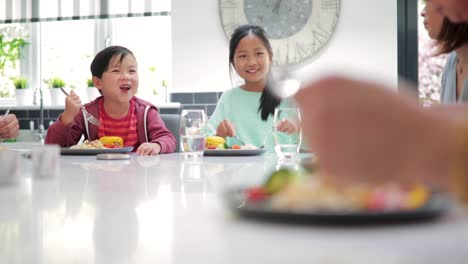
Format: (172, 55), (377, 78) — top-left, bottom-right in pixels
(61, 90), (82, 125)
(137, 142), (161, 156)
(276, 119), (300, 134)
(216, 120), (236, 138)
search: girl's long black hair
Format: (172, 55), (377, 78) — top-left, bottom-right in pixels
(229, 24), (281, 121)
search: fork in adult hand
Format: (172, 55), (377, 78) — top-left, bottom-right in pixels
(0, 107), (11, 142)
(59, 87), (100, 126)
(0, 107), (10, 121)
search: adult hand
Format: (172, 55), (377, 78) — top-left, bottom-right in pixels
(136, 142), (161, 156)
(61, 90), (82, 125)
(294, 76), (455, 189)
(0, 114), (20, 140)
(216, 120), (236, 138)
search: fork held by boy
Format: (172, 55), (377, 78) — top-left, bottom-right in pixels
(59, 87), (100, 126)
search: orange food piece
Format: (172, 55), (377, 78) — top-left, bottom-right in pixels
(232, 144), (241, 149)
(405, 185), (430, 209)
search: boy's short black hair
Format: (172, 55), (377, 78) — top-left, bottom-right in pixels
(90, 46), (135, 78)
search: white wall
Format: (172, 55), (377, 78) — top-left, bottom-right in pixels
(172, 0), (398, 92)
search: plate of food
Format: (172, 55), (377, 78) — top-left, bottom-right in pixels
(224, 168), (452, 224)
(61, 136), (134, 155)
(203, 136), (267, 156)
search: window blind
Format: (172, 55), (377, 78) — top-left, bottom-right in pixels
(0, 0), (170, 24)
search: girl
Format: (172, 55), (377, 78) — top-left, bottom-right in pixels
(421, 1), (468, 103)
(208, 24), (297, 149)
(45, 46), (176, 155)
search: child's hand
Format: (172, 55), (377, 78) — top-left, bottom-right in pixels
(276, 119), (300, 134)
(137, 142), (161, 156)
(216, 120), (236, 138)
(61, 90), (82, 126)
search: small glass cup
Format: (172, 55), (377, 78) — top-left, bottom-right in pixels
(273, 107), (302, 160)
(180, 109), (207, 158)
(32, 144), (60, 178)
(0, 149), (20, 185)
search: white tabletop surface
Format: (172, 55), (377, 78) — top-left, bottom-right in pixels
(1, 151), (468, 264)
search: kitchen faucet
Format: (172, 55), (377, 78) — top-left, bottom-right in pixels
(34, 87), (46, 143)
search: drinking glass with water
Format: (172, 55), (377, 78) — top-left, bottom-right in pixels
(273, 107), (302, 160)
(180, 109), (207, 158)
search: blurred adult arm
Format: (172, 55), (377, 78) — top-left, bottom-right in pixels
(0, 114), (20, 140)
(294, 76), (458, 190)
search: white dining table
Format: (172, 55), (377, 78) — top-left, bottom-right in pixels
(1, 151), (468, 264)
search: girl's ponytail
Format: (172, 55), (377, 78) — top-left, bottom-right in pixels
(258, 80), (281, 121)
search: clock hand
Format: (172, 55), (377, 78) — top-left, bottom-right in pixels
(273, 0), (282, 14)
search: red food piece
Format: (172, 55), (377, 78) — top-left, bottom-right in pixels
(246, 187), (268, 202)
(103, 144), (120, 149)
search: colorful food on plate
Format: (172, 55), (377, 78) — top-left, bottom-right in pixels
(70, 136), (124, 149)
(205, 136), (259, 150)
(206, 136), (226, 149)
(99, 136), (124, 148)
(245, 168), (431, 212)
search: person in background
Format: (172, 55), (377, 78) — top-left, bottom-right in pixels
(0, 114), (19, 141)
(208, 24), (298, 149)
(45, 46), (176, 155)
(421, 0), (468, 103)
(431, 0), (468, 23)
(293, 0), (468, 204)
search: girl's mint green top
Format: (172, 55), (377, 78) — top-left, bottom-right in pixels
(208, 86), (295, 151)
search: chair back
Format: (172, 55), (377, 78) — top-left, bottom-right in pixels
(160, 114), (180, 152)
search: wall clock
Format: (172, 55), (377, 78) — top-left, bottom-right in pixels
(219, 0), (340, 65)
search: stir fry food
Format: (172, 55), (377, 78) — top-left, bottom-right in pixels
(70, 136), (124, 149)
(205, 136), (258, 150)
(245, 168), (431, 212)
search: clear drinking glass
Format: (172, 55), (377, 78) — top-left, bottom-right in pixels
(273, 107), (302, 160)
(0, 149), (20, 185)
(32, 144), (60, 178)
(180, 109), (207, 158)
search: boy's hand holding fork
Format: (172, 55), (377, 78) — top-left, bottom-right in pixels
(61, 90), (82, 126)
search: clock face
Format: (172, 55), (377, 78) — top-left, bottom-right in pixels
(244, 0), (312, 39)
(219, 0), (340, 65)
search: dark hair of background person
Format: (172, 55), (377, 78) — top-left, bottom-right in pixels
(229, 24), (281, 121)
(435, 18), (468, 55)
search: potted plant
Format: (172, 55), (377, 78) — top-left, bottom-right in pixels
(48, 77), (66, 105)
(86, 77), (99, 102)
(13, 76), (32, 105)
(0, 26), (29, 99)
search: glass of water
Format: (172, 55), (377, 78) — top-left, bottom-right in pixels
(273, 107), (302, 160)
(180, 109), (207, 158)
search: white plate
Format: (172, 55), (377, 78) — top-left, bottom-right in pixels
(60, 147), (134, 155)
(224, 188), (451, 224)
(204, 148), (266, 156)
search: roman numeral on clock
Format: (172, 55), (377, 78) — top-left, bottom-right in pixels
(312, 25), (331, 51)
(220, 0), (238, 9)
(321, 0), (338, 10)
(294, 42), (309, 61)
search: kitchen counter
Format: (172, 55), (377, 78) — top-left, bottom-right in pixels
(0, 151), (467, 263)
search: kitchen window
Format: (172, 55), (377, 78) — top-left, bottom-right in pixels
(0, 0), (171, 104)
